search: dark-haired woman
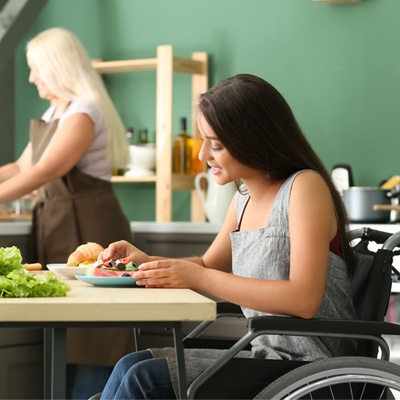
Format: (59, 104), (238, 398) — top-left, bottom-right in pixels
(99, 74), (357, 399)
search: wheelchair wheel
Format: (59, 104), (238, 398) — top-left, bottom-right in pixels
(255, 356), (400, 400)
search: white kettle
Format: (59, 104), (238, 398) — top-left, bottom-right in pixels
(194, 169), (236, 224)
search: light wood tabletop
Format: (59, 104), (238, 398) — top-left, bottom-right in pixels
(0, 277), (216, 322)
(0, 275), (217, 399)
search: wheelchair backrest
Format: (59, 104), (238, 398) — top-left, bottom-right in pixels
(349, 228), (397, 357)
(351, 249), (392, 321)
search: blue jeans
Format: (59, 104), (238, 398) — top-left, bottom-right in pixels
(68, 364), (113, 400)
(100, 350), (176, 399)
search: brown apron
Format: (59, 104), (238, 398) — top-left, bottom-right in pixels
(29, 118), (136, 365)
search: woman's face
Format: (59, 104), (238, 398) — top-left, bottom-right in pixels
(27, 55), (57, 102)
(198, 113), (251, 185)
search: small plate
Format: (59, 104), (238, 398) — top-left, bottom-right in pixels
(75, 274), (138, 287)
(47, 264), (88, 279)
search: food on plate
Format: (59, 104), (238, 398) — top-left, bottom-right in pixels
(67, 242), (104, 266)
(86, 257), (139, 277)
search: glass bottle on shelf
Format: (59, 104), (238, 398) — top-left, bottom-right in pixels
(173, 117), (192, 174)
(113, 127), (134, 176)
(139, 129), (148, 144)
(126, 127), (134, 145)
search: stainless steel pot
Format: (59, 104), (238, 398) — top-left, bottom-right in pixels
(342, 187), (391, 223)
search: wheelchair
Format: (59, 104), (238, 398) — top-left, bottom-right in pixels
(90, 228), (400, 399)
(184, 228), (400, 399)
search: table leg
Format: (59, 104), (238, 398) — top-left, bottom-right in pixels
(53, 328), (67, 399)
(43, 328), (52, 399)
(172, 322), (188, 399)
(43, 327), (66, 399)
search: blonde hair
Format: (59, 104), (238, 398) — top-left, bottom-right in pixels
(26, 27), (129, 168)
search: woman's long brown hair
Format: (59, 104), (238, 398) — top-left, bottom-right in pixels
(198, 74), (355, 275)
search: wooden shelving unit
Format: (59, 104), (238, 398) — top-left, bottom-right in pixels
(92, 45), (208, 222)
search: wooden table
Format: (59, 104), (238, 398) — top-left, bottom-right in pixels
(0, 277), (216, 399)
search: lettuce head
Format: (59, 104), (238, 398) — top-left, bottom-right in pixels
(0, 246), (23, 275)
(0, 246), (70, 297)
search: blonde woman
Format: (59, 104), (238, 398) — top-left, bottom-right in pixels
(0, 27), (134, 398)
(0, 26), (131, 263)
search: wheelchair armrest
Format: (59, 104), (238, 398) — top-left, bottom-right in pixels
(185, 301), (245, 340)
(247, 315), (400, 359)
(248, 315), (400, 337)
(216, 301), (243, 315)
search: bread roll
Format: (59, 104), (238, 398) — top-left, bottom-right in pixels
(24, 263), (42, 271)
(67, 242), (104, 266)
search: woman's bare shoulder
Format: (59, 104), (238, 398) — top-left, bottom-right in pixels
(290, 170), (333, 215)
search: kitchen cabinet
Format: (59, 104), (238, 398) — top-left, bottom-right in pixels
(134, 231), (215, 258)
(92, 45), (209, 222)
(0, 335), (44, 399)
(0, 318), (44, 400)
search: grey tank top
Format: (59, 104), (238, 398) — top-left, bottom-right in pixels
(231, 170), (357, 360)
(151, 171), (357, 395)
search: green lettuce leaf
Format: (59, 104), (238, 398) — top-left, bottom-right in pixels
(0, 246), (71, 297)
(0, 270), (71, 298)
(0, 246), (23, 275)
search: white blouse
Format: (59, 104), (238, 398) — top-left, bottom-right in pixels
(41, 98), (112, 181)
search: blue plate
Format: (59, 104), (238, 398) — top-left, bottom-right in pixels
(75, 274), (138, 287)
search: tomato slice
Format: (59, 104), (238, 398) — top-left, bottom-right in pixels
(119, 257), (131, 264)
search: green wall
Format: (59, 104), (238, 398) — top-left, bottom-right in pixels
(14, 0), (400, 221)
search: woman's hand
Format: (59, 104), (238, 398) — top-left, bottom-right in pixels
(98, 240), (150, 265)
(132, 259), (205, 289)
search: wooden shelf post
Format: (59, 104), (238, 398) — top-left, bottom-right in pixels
(190, 51), (209, 222)
(155, 45), (173, 222)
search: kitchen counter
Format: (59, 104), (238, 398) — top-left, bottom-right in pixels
(0, 221), (31, 235)
(1, 220), (400, 236)
(0, 221), (224, 265)
(349, 223), (400, 233)
(0, 221), (223, 235)
(130, 221), (222, 234)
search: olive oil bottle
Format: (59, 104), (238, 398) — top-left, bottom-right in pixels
(173, 117), (192, 174)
